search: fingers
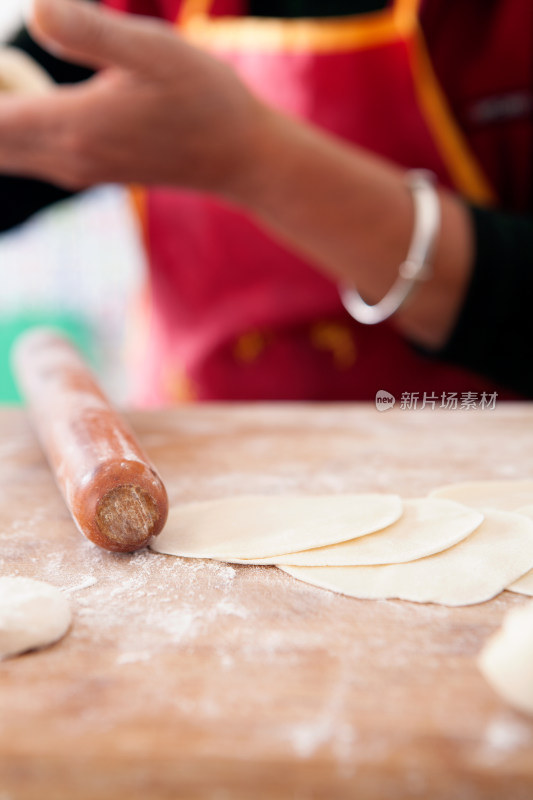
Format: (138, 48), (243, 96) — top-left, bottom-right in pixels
(29, 0), (167, 72)
(0, 88), (93, 189)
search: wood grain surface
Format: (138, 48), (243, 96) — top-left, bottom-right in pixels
(1, 403), (533, 800)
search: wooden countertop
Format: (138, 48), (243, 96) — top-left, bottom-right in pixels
(1, 403), (533, 800)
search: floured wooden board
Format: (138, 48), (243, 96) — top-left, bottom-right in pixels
(1, 403), (533, 800)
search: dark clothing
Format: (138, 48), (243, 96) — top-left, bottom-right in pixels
(438, 205), (533, 398)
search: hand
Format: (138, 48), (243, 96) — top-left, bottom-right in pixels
(2, 0), (475, 354)
(0, 0), (265, 192)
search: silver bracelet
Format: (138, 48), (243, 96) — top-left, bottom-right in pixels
(340, 169), (441, 325)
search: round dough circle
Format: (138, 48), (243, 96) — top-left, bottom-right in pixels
(0, 577), (72, 659)
(479, 601), (533, 715)
(280, 509), (533, 606)
(150, 493), (403, 560)
(232, 498), (483, 566)
(428, 479), (533, 512)
(0, 48), (53, 95)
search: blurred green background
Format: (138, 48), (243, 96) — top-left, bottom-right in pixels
(0, 313), (95, 404)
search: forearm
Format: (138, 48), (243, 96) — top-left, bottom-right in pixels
(228, 106), (474, 350)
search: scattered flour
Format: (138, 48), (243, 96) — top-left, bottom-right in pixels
(64, 577), (98, 593)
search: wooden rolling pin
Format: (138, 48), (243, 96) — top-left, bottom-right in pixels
(12, 328), (168, 552)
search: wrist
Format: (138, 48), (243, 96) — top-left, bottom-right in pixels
(219, 104), (288, 210)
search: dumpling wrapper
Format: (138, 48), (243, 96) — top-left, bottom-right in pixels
(426, 485), (533, 598)
(225, 498), (483, 566)
(508, 505), (533, 597)
(478, 600), (533, 715)
(510, 571), (533, 596)
(150, 493), (403, 560)
(280, 510), (533, 607)
(429, 479), (533, 512)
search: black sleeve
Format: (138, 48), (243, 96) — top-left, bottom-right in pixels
(435, 205), (533, 398)
(0, 26), (96, 233)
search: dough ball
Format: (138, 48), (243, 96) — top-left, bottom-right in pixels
(479, 601), (533, 715)
(0, 48), (53, 95)
(0, 577), (72, 659)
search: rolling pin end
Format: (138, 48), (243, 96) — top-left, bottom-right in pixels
(93, 483), (168, 553)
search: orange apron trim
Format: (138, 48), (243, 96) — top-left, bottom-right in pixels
(406, 28), (496, 205)
(178, 1), (410, 53)
(176, 0), (495, 206)
(179, 12), (401, 53)
(178, 0), (419, 50)
(128, 184), (149, 247)
(179, 0), (213, 26)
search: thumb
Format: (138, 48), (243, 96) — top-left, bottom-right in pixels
(29, 0), (161, 70)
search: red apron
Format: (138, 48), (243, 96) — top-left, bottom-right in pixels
(106, 0), (529, 404)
